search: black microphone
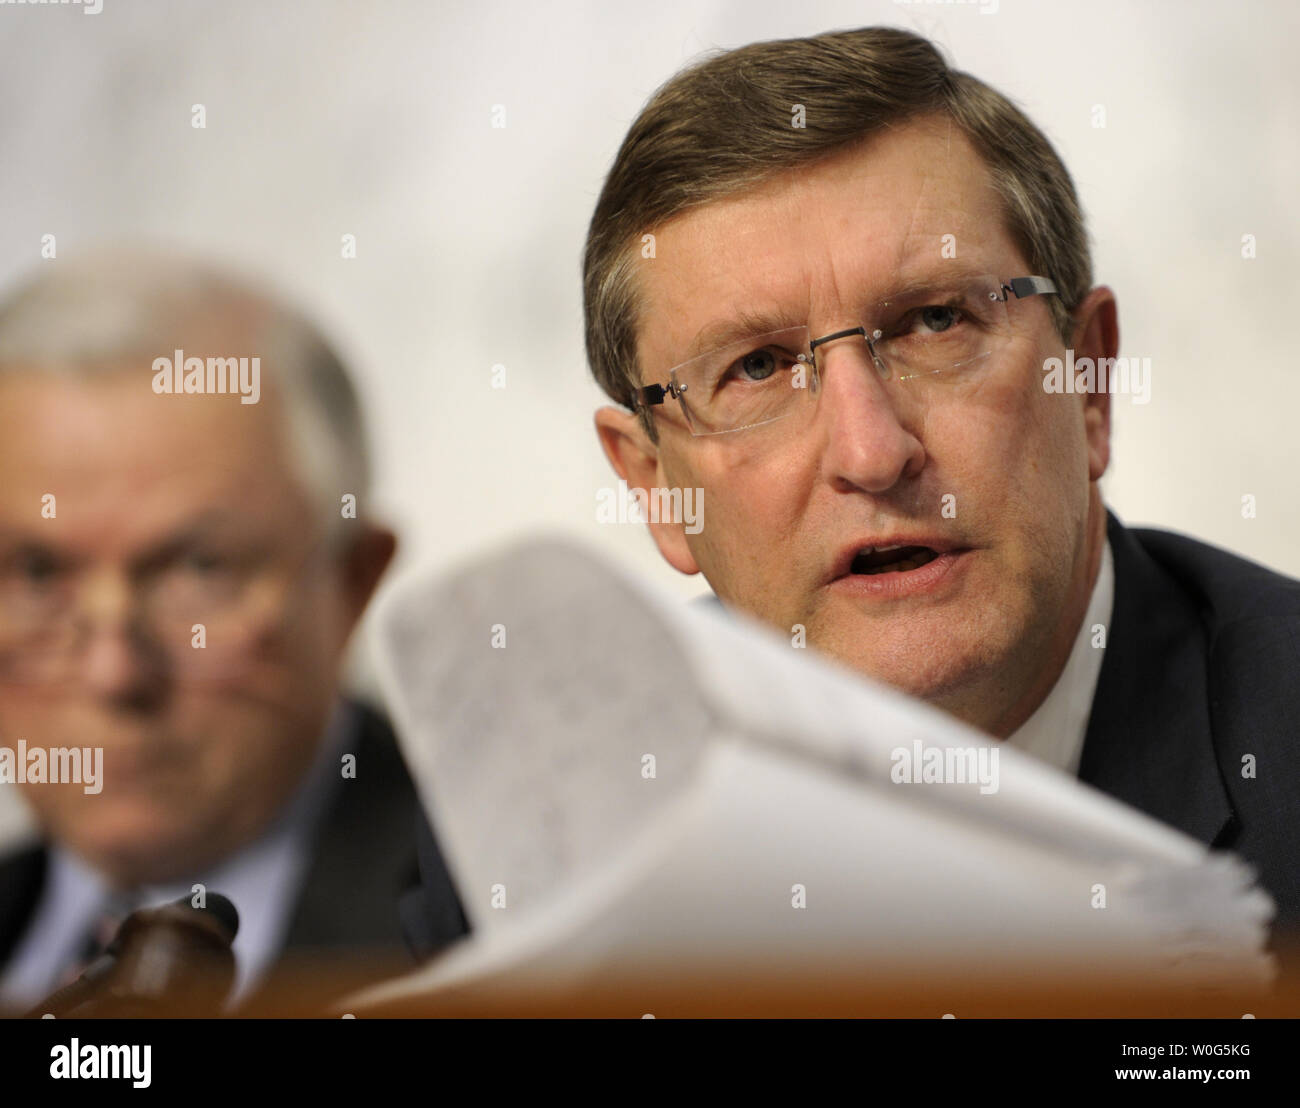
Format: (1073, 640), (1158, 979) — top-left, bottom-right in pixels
(29, 892), (240, 1018)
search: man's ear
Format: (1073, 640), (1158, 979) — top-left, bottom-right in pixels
(338, 523), (398, 633)
(594, 406), (700, 576)
(1068, 286), (1119, 482)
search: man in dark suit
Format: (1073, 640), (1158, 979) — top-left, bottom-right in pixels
(1080, 510), (1300, 933)
(0, 249), (466, 1013)
(582, 25), (1299, 956)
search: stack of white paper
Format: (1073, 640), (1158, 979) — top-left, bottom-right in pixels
(350, 536), (1274, 1009)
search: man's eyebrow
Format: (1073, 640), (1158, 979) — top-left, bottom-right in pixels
(0, 531), (69, 562)
(132, 512), (273, 565)
(0, 511), (266, 566)
(675, 264), (1008, 365)
(680, 308), (806, 363)
(159, 509), (247, 541)
(879, 262), (999, 299)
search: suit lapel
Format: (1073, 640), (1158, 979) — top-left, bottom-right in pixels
(1195, 615), (1300, 924)
(1077, 512), (1234, 847)
(279, 701), (423, 950)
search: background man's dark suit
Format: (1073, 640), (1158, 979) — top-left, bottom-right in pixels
(1081, 511), (1300, 947)
(0, 701), (468, 1005)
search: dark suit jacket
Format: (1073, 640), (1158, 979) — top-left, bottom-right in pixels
(0, 700), (468, 1006)
(1080, 511), (1300, 946)
(670, 511), (1300, 957)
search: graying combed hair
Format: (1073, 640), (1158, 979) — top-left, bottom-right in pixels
(0, 248), (371, 539)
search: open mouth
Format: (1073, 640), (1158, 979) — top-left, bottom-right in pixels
(849, 544), (940, 576)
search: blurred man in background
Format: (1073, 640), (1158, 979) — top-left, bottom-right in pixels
(0, 249), (466, 1013)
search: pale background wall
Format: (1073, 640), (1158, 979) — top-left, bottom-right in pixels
(0, 0), (1295, 841)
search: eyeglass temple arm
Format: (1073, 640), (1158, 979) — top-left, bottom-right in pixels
(629, 381), (679, 411)
(1001, 275), (1058, 300)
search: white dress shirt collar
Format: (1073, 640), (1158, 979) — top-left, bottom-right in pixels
(1004, 536), (1115, 776)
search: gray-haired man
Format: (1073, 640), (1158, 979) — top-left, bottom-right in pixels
(0, 248), (466, 1012)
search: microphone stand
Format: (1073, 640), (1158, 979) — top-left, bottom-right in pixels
(27, 895), (239, 1018)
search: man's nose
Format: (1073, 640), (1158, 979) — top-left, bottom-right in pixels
(78, 572), (163, 698)
(813, 339), (926, 493)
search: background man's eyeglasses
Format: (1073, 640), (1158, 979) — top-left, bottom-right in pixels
(629, 274), (1059, 437)
(0, 534), (335, 686)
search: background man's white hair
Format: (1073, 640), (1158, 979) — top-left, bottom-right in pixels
(0, 246), (371, 540)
